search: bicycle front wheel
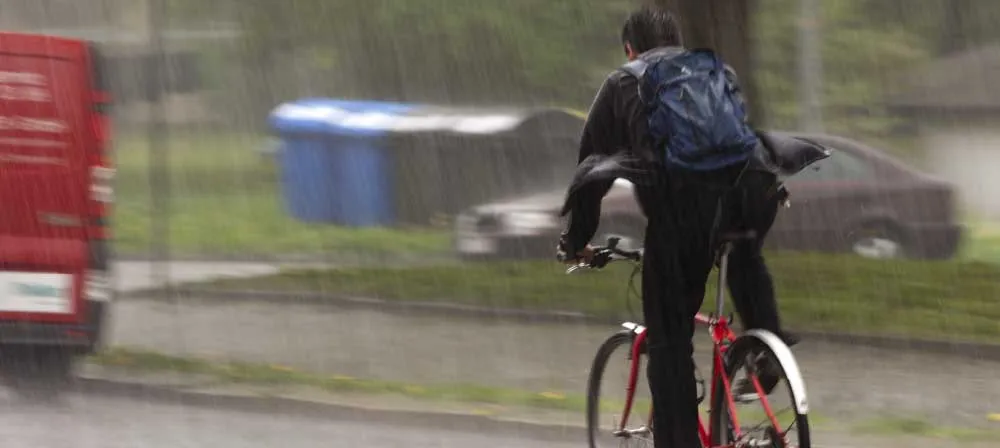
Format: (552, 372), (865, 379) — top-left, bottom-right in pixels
(586, 330), (653, 448)
(711, 331), (811, 448)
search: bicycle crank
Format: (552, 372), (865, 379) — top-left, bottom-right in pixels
(735, 427), (785, 448)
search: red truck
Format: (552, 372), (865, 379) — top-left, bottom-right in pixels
(0, 32), (113, 376)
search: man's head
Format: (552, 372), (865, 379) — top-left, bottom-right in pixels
(621, 5), (682, 61)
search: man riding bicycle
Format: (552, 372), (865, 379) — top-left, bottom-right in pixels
(557, 6), (826, 448)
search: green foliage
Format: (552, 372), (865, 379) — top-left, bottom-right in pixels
(860, 0), (1000, 55)
(753, 0), (930, 136)
(176, 0), (982, 136)
(221, 0), (629, 105)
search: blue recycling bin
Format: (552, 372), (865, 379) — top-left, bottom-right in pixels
(269, 99), (416, 226)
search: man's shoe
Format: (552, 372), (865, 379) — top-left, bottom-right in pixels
(732, 329), (799, 402)
(780, 331), (801, 347)
(732, 356), (782, 403)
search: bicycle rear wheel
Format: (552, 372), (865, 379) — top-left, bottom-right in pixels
(711, 332), (810, 448)
(586, 330), (653, 448)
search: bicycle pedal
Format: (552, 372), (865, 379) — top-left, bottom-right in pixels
(733, 393), (761, 404)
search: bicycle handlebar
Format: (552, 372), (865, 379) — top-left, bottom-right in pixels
(565, 236), (643, 274)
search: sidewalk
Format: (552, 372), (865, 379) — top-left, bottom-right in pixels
(112, 256), (457, 293)
(113, 261), (282, 293)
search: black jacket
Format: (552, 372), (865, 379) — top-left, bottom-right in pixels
(558, 51), (830, 254)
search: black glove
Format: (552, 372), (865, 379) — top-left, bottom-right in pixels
(555, 235), (574, 263)
(557, 233), (595, 264)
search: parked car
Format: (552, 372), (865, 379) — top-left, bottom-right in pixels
(454, 132), (963, 260)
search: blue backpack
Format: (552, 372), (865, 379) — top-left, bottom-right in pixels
(622, 48), (759, 172)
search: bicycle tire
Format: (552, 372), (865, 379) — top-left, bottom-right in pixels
(586, 330), (650, 448)
(710, 335), (811, 448)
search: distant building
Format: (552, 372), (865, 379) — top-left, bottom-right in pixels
(887, 45), (1000, 218)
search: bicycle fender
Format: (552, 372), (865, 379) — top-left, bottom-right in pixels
(733, 329), (810, 414)
(621, 322), (646, 335)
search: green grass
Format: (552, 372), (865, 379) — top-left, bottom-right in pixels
(91, 347), (590, 412)
(112, 131), (450, 256)
(88, 348), (822, 425)
(959, 218), (1000, 264)
(854, 416), (999, 442)
(193, 252), (1000, 343)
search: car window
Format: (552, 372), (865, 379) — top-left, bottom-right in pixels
(789, 149), (872, 182)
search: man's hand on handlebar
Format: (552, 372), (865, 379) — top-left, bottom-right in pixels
(555, 234), (594, 265)
(558, 245), (595, 265)
(558, 236), (643, 274)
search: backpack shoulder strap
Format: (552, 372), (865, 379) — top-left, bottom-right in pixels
(687, 47), (722, 59)
(618, 59), (650, 105)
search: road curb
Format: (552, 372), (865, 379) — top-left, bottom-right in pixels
(789, 330), (1000, 360)
(72, 376), (584, 442)
(120, 287), (602, 325)
(119, 287), (1000, 361)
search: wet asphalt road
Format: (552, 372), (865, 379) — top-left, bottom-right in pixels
(0, 379), (994, 448)
(103, 260), (1000, 440)
(0, 386), (579, 448)
(109, 299), (1000, 430)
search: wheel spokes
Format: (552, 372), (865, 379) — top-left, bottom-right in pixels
(593, 339), (654, 447)
(728, 349), (805, 448)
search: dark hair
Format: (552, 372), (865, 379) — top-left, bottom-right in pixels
(620, 5), (682, 54)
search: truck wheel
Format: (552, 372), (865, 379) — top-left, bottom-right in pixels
(0, 346), (75, 397)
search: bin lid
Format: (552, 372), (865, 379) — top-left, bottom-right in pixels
(269, 98), (418, 137)
(269, 99), (582, 137)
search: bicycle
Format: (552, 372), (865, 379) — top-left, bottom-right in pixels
(572, 235), (810, 448)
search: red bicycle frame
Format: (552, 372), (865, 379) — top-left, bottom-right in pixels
(615, 238), (785, 447)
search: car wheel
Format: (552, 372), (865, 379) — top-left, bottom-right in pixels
(848, 223), (907, 259)
(0, 346), (75, 399)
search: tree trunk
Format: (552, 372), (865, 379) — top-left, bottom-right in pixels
(654, 0), (763, 126)
(940, 0), (970, 56)
(797, 0), (824, 132)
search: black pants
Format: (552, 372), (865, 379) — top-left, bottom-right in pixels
(640, 168), (783, 448)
